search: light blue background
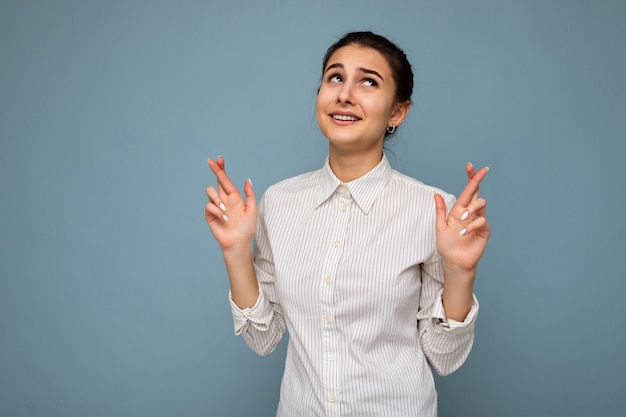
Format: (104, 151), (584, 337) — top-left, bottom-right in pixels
(1, 1), (625, 416)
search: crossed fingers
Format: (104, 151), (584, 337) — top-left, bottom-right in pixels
(455, 163), (489, 236)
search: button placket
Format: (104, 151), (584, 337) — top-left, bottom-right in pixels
(320, 188), (353, 416)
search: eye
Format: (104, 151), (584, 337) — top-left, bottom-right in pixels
(363, 78), (378, 87)
(328, 74), (343, 83)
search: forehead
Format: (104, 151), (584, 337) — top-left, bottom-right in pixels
(325, 45), (391, 75)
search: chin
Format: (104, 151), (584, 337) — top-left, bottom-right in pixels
(322, 125), (358, 141)
(325, 132), (359, 146)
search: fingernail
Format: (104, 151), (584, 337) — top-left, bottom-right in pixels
(221, 214), (229, 222)
(467, 162), (473, 167)
(219, 202), (226, 211)
(459, 228), (468, 236)
(247, 178), (252, 187)
(461, 210), (470, 220)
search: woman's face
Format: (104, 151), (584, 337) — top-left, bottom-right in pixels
(316, 44), (408, 154)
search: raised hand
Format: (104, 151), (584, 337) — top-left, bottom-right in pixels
(205, 156), (257, 251)
(434, 163), (491, 273)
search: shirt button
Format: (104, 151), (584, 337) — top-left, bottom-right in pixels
(333, 240), (340, 248)
(340, 185), (348, 193)
(328, 353), (337, 361)
(325, 276), (332, 285)
(328, 394), (337, 402)
(324, 315), (333, 323)
(244, 310), (252, 317)
(341, 204), (348, 212)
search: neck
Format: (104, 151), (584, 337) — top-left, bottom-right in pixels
(328, 146), (384, 182)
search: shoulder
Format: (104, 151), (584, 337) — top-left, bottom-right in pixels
(265, 169), (320, 196)
(260, 168), (322, 209)
(389, 169), (456, 205)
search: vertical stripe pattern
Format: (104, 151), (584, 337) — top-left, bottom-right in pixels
(229, 155), (478, 417)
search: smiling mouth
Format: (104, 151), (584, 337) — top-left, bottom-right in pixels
(331, 114), (360, 121)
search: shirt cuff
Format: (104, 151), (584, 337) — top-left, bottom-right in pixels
(229, 289), (275, 335)
(431, 288), (479, 333)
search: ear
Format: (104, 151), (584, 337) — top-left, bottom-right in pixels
(388, 100), (411, 128)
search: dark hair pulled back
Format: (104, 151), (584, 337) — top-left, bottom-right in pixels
(322, 31), (414, 105)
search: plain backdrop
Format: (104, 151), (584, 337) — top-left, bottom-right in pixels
(1, 1), (625, 416)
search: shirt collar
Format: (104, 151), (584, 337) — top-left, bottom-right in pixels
(316, 154), (392, 214)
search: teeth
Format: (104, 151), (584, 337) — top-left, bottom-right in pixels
(332, 114), (358, 121)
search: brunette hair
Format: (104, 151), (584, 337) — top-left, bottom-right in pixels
(322, 31), (414, 104)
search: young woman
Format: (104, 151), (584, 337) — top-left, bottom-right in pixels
(205, 31), (490, 417)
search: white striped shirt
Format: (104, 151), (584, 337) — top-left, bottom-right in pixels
(230, 154), (478, 417)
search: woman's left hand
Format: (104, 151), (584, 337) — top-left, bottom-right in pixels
(434, 163), (491, 274)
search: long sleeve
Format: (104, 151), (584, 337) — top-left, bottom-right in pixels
(228, 196), (286, 356)
(416, 192), (479, 376)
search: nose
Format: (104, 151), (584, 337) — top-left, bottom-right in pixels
(337, 82), (354, 105)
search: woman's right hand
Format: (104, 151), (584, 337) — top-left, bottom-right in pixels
(205, 156), (257, 252)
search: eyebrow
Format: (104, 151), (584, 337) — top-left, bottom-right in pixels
(325, 63), (385, 82)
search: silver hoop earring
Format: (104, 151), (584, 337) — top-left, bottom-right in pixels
(386, 125), (396, 134)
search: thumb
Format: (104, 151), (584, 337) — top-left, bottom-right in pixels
(434, 193), (448, 233)
(243, 178), (257, 212)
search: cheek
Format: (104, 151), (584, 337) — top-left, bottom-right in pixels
(315, 89), (331, 120)
(362, 96), (393, 119)
(315, 96), (323, 120)
(316, 86), (332, 106)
